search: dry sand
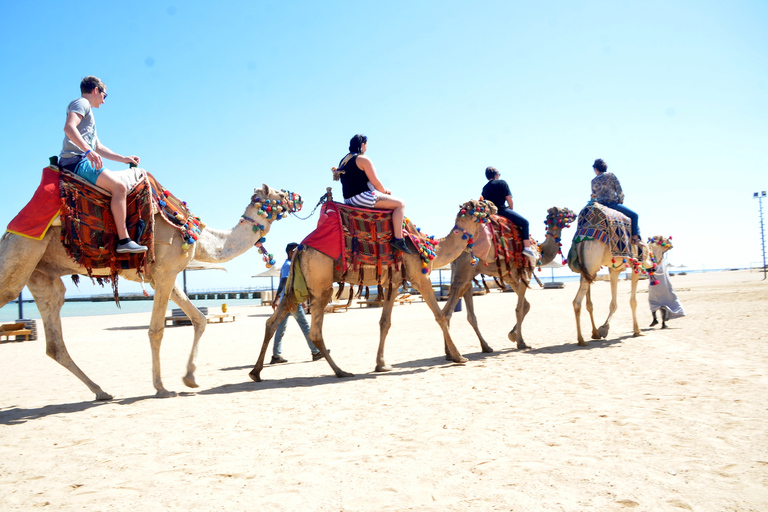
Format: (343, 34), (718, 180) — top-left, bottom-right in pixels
(1, 270), (767, 511)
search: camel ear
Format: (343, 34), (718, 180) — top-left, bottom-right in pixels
(261, 184), (270, 196)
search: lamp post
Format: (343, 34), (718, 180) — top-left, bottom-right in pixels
(755, 191), (767, 280)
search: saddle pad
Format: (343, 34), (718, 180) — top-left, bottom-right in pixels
(488, 214), (527, 272)
(6, 167), (62, 240)
(572, 202), (631, 258)
(59, 169), (155, 278)
(302, 201), (419, 282)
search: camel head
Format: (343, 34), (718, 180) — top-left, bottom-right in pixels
(246, 184), (304, 224)
(455, 199), (495, 233)
(648, 235), (673, 263)
(545, 207), (576, 234)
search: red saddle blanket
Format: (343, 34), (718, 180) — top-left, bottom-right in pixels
(6, 167), (61, 240)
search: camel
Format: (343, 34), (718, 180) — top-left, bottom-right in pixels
(567, 203), (651, 346)
(0, 178), (299, 400)
(440, 207), (575, 352)
(248, 199), (495, 382)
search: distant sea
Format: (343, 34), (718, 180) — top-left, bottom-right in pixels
(0, 268), (734, 322)
(0, 297), (263, 323)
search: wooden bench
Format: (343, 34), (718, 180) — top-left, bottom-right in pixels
(357, 299), (383, 308)
(395, 293), (415, 305)
(0, 323), (32, 341)
(207, 313), (237, 323)
(325, 303), (350, 313)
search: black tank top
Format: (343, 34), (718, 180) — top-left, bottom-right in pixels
(338, 154), (370, 199)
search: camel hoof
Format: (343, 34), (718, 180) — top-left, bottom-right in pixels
(633, 331), (643, 338)
(375, 365), (393, 373)
(578, 340), (589, 347)
(508, 331), (517, 342)
(182, 375), (199, 388)
(597, 326), (610, 338)
(95, 391), (114, 401)
(248, 370), (262, 382)
(336, 371), (354, 378)
(452, 356), (468, 365)
(517, 342), (529, 350)
(481, 345), (494, 353)
(155, 390), (178, 398)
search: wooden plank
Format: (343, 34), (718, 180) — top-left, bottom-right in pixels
(0, 328), (32, 341)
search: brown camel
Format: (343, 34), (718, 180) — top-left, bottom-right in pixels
(248, 199), (495, 382)
(440, 207), (575, 352)
(567, 205), (651, 346)
(0, 180), (298, 399)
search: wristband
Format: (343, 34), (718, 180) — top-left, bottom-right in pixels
(84, 149), (91, 156)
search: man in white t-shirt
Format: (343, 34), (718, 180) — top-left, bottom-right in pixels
(59, 76), (146, 254)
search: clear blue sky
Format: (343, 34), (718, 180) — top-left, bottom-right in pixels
(1, 0), (766, 300)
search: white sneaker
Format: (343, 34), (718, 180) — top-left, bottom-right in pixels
(522, 246), (539, 264)
(116, 240), (148, 253)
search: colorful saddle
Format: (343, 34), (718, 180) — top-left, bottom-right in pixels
(300, 201), (437, 288)
(485, 214), (536, 274)
(6, 164), (202, 301)
(571, 201), (632, 258)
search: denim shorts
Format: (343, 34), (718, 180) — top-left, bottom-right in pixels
(71, 157), (104, 185)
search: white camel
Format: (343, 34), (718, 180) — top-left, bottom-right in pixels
(567, 204), (651, 346)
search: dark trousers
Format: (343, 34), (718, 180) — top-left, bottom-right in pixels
(603, 202), (639, 238)
(498, 208), (529, 239)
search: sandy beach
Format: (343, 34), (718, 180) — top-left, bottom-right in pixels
(1, 270), (767, 511)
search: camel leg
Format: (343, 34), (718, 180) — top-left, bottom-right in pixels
(308, 287), (352, 378)
(442, 281), (489, 359)
(146, 276), (178, 398)
(629, 272), (642, 337)
(463, 286), (494, 353)
(169, 284), (207, 388)
(585, 286), (600, 339)
(374, 294), (397, 372)
(572, 278), (591, 346)
(248, 298), (292, 382)
(597, 270), (621, 339)
(27, 272), (113, 400)
(508, 282), (531, 350)
(417, 282), (467, 365)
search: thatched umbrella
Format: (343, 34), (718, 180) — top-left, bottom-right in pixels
(252, 265), (282, 295)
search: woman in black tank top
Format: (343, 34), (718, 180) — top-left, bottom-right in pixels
(334, 134), (411, 254)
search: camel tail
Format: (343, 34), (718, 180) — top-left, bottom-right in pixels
(282, 252), (304, 313)
(575, 243), (596, 285)
(567, 242), (596, 284)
